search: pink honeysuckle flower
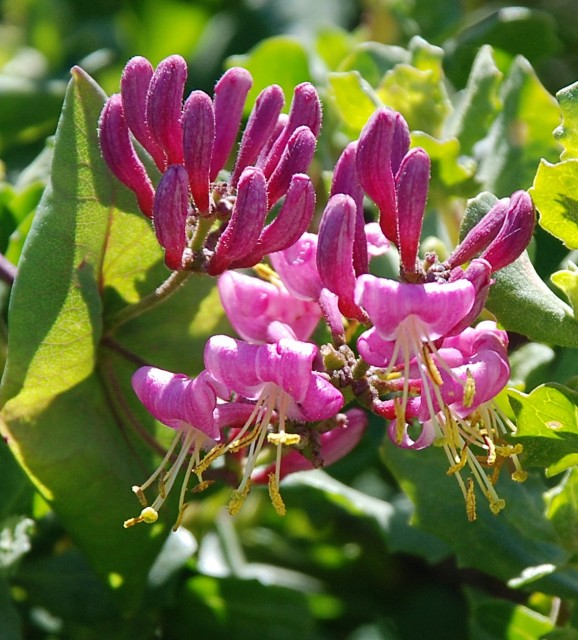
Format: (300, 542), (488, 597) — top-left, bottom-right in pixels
(217, 270), (321, 343)
(99, 56), (321, 272)
(252, 408), (368, 483)
(125, 366), (256, 529)
(204, 335), (344, 515)
(383, 321), (526, 522)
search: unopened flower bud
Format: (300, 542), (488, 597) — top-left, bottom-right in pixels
(318, 194), (367, 320)
(331, 142), (367, 276)
(396, 147), (430, 276)
(447, 258), (493, 335)
(480, 191), (535, 272)
(208, 167), (268, 275)
(98, 94), (155, 218)
(210, 67), (253, 180)
(120, 56), (166, 171)
(153, 165), (190, 270)
(231, 84), (285, 186)
(260, 82), (322, 178)
(232, 173), (315, 268)
(356, 108), (398, 243)
(146, 55), (187, 165)
(182, 90), (215, 214)
(267, 126), (316, 207)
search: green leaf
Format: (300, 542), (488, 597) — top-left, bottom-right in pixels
(382, 441), (578, 597)
(460, 193), (578, 347)
(551, 262), (578, 313)
(338, 41), (409, 87)
(326, 71), (380, 135)
(477, 56), (561, 196)
(315, 27), (354, 72)
(376, 38), (451, 136)
(411, 132), (475, 188)
(227, 36), (312, 117)
(0, 576), (22, 640)
(532, 158), (578, 249)
(447, 45), (503, 156)
(554, 80), (578, 160)
(546, 467), (578, 556)
(467, 588), (555, 640)
(0, 68), (167, 609)
(510, 384), (578, 476)
(172, 575), (318, 640)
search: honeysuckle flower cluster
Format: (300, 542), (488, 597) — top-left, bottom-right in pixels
(101, 57), (536, 528)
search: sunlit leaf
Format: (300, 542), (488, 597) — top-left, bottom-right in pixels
(327, 71), (380, 135)
(227, 36), (312, 116)
(546, 467), (578, 556)
(532, 159), (578, 249)
(551, 263), (578, 313)
(510, 384), (578, 477)
(477, 56), (561, 196)
(338, 41), (409, 87)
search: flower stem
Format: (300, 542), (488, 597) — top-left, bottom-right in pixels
(104, 269), (193, 336)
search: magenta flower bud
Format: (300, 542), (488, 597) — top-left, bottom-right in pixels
(182, 90), (215, 215)
(480, 191), (535, 272)
(98, 94), (155, 218)
(396, 147), (430, 276)
(210, 67), (253, 180)
(317, 194), (367, 321)
(260, 82), (322, 178)
(356, 108), (398, 243)
(231, 84), (285, 187)
(146, 55), (187, 165)
(267, 125), (316, 207)
(446, 198), (509, 269)
(257, 113), (288, 167)
(232, 173), (315, 268)
(120, 56), (166, 171)
(153, 165), (190, 270)
(208, 167), (268, 275)
(391, 111), (411, 174)
(331, 141), (367, 276)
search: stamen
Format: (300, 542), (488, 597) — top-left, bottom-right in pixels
(267, 433), (301, 446)
(466, 478), (477, 522)
(268, 473), (287, 516)
(422, 345), (443, 386)
(463, 369), (476, 408)
(123, 506), (159, 528)
(447, 446), (468, 475)
(483, 434), (496, 465)
(228, 480), (252, 516)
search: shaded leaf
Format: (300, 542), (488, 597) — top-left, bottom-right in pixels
(554, 80), (578, 160)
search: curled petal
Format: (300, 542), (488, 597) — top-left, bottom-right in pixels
(355, 274), (476, 341)
(388, 418), (435, 450)
(396, 148), (430, 275)
(365, 223), (389, 258)
(132, 367), (219, 440)
(231, 84), (285, 186)
(266, 126), (316, 207)
(146, 55), (187, 164)
(183, 90), (215, 214)
(356, 108), (398, 242)
(120, 56), (166, 170)
(99, 94), (155, 218)
(210, 67), (253, 180)
(447, 258), (492, 336)
(153, 164), (189, 270)
(208, 167), (268, 275)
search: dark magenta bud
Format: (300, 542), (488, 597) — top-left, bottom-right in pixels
(98, 94), (155, 218)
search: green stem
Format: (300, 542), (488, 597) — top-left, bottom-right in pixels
(104, 269), (193, 336)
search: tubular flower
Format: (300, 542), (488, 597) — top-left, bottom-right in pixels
(124, 367), (219, 529)
(217, 270), (322, 343)
(99, 56), (321, 272)
(204, 335), (344, 515)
